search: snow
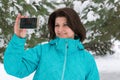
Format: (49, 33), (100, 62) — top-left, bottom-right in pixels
(0, 40), (120, 80)
(26, 29), (35, 40)
(0, 63), (34, 80)
(0, 35), (4, 48)
(0, 39), (4, 48)
(97, 40), (120, 72)
(87, 11), (100, 21)
(96, 56), (120, 73)
(73, 1), (82, 13)
(0, 28), (2, 33)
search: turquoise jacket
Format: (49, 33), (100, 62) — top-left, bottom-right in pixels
(4, 34), (100, 80)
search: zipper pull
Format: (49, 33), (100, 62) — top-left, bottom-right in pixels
(65, 40), (68, 49)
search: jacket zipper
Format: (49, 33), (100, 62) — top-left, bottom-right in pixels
(61, 42), (68, 80)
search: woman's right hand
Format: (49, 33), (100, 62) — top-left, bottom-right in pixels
(14, 13), (27, 38)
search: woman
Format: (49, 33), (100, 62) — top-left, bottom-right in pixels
(4, 8), (100, 80)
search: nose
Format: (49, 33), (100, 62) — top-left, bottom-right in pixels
(58, 26), (64, 32)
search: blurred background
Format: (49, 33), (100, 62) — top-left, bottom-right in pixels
(0, 0), (120, 80)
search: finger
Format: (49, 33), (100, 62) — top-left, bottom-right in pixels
(14, 13), (21, 34)
(23, 29), (27, 34)
(20, 29), (27, 38)
(21, 16), (26, 18)
(25, 16), (28, 18)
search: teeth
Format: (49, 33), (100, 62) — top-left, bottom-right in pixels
(58, 33), (66, 35)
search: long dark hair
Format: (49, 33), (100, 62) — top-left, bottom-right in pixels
(48, 7), (86, 42)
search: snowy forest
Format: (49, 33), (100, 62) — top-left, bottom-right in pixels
(0, 0), (120, 62)
(0, 0), (120, 80)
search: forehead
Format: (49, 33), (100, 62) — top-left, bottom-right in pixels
(55, 17), (67, 22)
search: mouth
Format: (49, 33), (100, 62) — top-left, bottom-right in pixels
(58, 33), (67, 35)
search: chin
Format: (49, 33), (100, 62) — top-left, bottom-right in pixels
(57, 36), (67, 38)
(58, 36), (72, 39)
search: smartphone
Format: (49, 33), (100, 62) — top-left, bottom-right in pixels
(20, 18), (38, 29)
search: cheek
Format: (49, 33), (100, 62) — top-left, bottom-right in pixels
(70, 32), (74, 36)
(54, 28), (57, 34)
(68, 29), (74, 34)
(68, 30), (74, 36)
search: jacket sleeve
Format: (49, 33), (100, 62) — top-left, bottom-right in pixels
(85, 52), (100, 80)
(4, 34), (42, 78)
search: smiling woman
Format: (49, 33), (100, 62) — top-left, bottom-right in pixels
(54, 17), (74, 39)
(4, 7), (100, 80)
(48, 8), (86, 42)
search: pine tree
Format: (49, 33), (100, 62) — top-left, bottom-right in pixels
(84, 0), (120, 56)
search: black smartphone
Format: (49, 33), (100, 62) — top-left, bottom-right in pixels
(20, 18), (38, 29)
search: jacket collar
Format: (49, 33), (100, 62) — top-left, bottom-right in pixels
(49, 37), (84, 51)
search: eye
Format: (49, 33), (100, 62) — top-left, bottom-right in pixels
(55, 24), (59, 27)
(63, 23), (68, 27)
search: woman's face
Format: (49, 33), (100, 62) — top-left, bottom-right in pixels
(54, 17), (74, 38)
